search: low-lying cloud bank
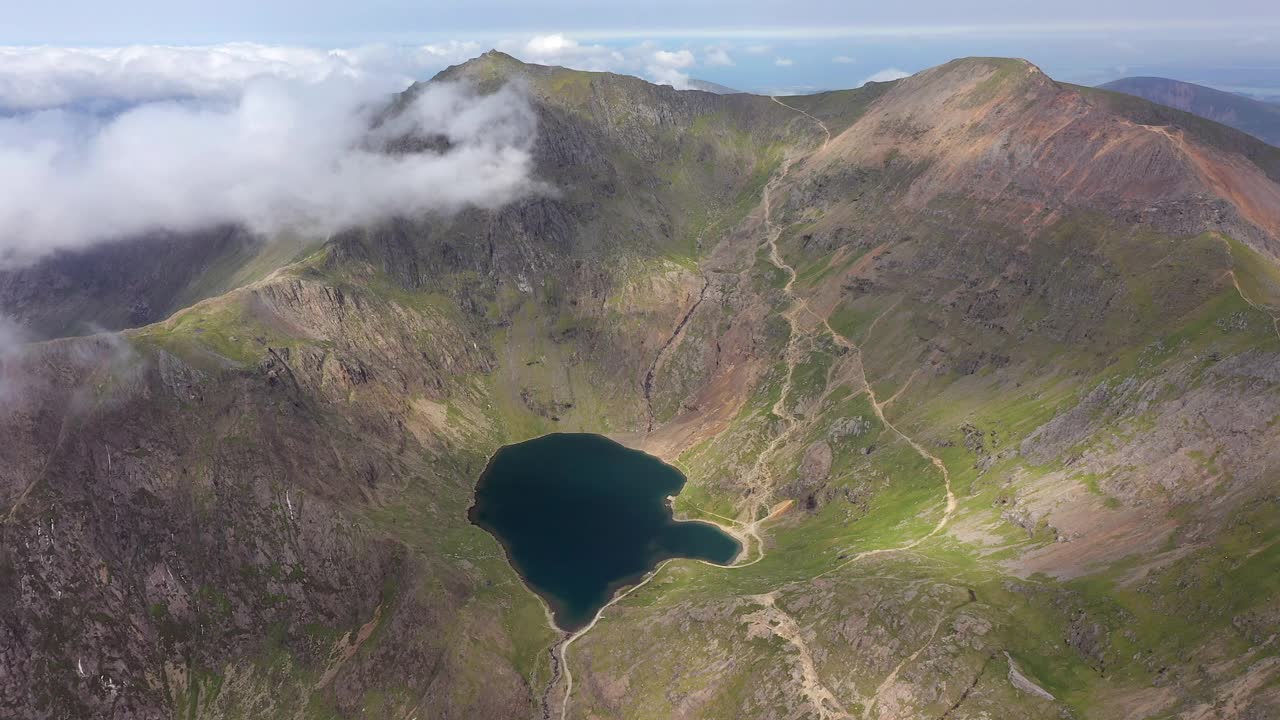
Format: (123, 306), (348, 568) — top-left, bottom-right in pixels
(860, 68), (911, 86)
(0, 43), (484, 111)
(0, 38), (707, 114)
(0, 38), (732, 268)
(0, 75), (541, 268)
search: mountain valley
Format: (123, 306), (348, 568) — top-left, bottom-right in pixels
(3, 51), (1280, 720)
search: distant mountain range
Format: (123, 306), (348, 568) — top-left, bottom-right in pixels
(686, 77), (741, 94)
(1101, 76), (1280, 146)
(7, 53), (1280, 719)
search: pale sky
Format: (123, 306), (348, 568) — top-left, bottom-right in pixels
(3, 1), (1280, 266)
(5, 1), (1280, 95)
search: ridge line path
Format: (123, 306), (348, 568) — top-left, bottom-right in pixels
(554, 116), (825, 720)
(1216, 235), (1280, 342)
(811, 305), (958, 580)
(771, 96), (832, 150)
(554, 102), (955, 720)
(1135, 125), (1280, 342)
(755, 103), (958, 718)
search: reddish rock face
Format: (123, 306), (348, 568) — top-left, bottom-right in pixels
(4, 53), (1280, 720)
(799, 59), (1280, 254)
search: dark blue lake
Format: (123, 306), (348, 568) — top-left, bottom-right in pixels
(469, 433), (741, 631)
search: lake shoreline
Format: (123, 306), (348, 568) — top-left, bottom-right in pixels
(468, 432), (742, 632)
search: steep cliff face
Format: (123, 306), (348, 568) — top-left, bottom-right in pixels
(0, 228), (254, 339)
(4, 54), (1280, 719)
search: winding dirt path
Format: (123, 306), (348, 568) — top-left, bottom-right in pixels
(555, 551), (725, 720)
(552, 123), (819, 720)
(809, 305), (958, 581)
(863, 609), (952, 718)
(745, 106), (956, 718)
(749, 591), (855, 719)
(1216, 235), (1280, 342)
(552, 101), (957, 720)
(755, 105), (960, 716)
(771, 96), (832, 150)
(881, 368), (921, 409)
(740, 156), (808, 528)
(555, 566), (665, 717)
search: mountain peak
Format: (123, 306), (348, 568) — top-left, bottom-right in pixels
(859, 55), (1055, 115)
(917, 56), (1050, 90)
(430, 49), (533, 86)
(11, 38), (1280, 720)
(475, 49), (524, 66)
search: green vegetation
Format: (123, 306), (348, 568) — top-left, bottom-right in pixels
(18, 50), (1280, 720)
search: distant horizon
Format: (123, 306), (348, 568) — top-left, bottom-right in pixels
(2, 10), (1277, 264)
(4, 1), (1279, 98)
(3, 40), (1279, 114)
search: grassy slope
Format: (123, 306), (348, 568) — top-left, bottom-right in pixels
(565, 64), (1280, 717)
(570, 221), (1280, 718)
(70, 56), (1280, 718)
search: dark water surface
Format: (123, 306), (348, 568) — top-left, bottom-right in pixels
(469, 433), (740, 631)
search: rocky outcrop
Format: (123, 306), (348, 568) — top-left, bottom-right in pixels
(5, 52), (1280, 720)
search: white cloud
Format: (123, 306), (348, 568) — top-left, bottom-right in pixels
(651, 49), (695, 68)
(0, 37), (746, 266)
(704, 48), (735, 66)
(339, 41), (483, 74)
(524, 34), (577, 56)
(560, 19), (1278, 40)
(507, 34), (626, 71)
(0, 78), (543, 267)
(832, 55), (857, 64)
(774, 57), (794, 67)
(644, 48), (696, 88)
(860, 68), (910, 85)
(499, 35), (699, 88)
(646, 67), (691, 89)
(0, 43), (482, 111)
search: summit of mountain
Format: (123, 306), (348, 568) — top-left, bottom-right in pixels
(4, 53), (1280, 719)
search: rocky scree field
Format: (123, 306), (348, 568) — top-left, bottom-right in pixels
(2, 52), (1280, 720)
